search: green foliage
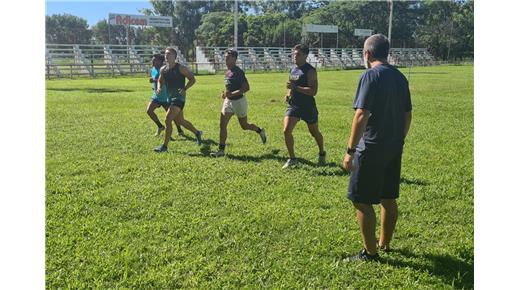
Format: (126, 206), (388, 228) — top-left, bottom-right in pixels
(46, 13), (91, 44)
(196, 12), (246, 47)
(417, 1), (474, 60)
(45, 1), (473, 60)
(46, 65), (474, 288)
(90, 19), (130, 45)
(196, 12), (302, 48)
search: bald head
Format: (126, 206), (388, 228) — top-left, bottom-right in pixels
(364, 34), (390, 61)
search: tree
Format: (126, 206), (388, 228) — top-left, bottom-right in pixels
(247, 0), (326, 18)
(91, 19), (138, 45)
(302, 1), (389, 47)
(196, 12), (234, 47)
(416, 0), (473, 60)
(243, 13), (300, 47)
(46, 14), (91, 44)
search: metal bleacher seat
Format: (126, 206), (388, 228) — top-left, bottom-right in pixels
(46, 44), (435, 78)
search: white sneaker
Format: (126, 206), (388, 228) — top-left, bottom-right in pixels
(259, 128), (267, 144)
(282, 158), (298, 169)
(155, 126), (165, 137)
(210, 149), (225, 157)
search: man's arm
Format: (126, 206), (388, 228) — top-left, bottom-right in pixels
(223, 74), (249, 98)
(180, 65), (196, 94)
(284, 88), (292, 102)
(156, 68), (164, 94)
(342, 108), (371, 171)
(404, 111), (412, 138)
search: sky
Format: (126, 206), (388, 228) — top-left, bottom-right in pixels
(46, 0), (154, 27)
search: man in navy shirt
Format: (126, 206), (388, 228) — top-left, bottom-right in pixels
(282, 44), (326, 169)
(342, 34), (412, 261)
(210, 49), (266, 157)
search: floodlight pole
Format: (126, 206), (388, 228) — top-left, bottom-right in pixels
(234, 0), (238, 49)
(283, 19), (286, 49)
(388, 0), (393, 45)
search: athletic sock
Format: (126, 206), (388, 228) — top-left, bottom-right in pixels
(154, 120), (164, 128)
(255, 128), (262, 133)
(218, 144), (226, 150)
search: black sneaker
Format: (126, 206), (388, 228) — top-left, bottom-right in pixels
(195, 131), (203, 146)
(154, 144), (168, 153)
(347, 249), (379, 261)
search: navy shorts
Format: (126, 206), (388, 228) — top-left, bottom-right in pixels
(348, 146), (403, 205)
(285, 105), (319, 124)
(151, 99), (170, 109)
(170, 99), (185, 110)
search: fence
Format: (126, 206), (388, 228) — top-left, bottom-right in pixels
(46, 44), (437, 79)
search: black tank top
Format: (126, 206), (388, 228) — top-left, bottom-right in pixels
(289, 62), (316, 108)
(162, 63), (186, 94)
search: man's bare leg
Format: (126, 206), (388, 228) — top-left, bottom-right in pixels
(353, 202), (378, 255)
(379, 198), (398, 250)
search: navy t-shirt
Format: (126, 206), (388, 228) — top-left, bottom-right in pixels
(161, 63), (186, 101)
(288, 63), (317, 108)
(225, 66), (247, 98)
(353, 63), (412, 149)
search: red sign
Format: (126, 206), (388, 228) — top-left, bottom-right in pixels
(115, 15), (147, 26)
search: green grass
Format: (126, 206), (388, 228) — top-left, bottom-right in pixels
(46, 64), (474, 289)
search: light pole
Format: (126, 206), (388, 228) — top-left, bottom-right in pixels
(234, 0), (238, 49)
(388, 0), (393, 45)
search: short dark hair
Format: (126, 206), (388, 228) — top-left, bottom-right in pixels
(363, 34), (390, 60)
(293, 44), (309, 55)
(224, 48), (238, 59)
(165, 47), (177, 56)
(153, 53), (165, 62)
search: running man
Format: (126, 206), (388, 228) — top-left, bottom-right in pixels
(282, 44), (326, 169)
(146, 53), (184, 137)
(154, 47), (203, 153)
(210, 48), (266, 157)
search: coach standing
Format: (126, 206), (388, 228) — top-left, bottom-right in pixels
(343, 34), (412, 261)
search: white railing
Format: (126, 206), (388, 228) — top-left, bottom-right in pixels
(46, 44), (436, 78)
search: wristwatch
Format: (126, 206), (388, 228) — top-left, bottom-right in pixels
(346, 147), (356, 155)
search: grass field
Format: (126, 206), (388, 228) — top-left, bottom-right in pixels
(46, 64), (474, 289)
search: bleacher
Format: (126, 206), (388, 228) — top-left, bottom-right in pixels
(45, 44), (436, 78)
(45, 44), (187, 78)
(195, 46), (436, 73)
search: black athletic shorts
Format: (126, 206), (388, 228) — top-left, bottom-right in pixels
(347, 145), (403, 205)
(285, 104), (319, 124)
(170, 99), (185, 110)
(151, 99), (170, 109)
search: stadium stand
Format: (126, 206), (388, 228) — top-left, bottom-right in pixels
(46, 44), (435, 78)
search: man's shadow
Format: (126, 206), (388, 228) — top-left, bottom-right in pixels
(374, 247), (474, 289)
(180, 137), (219, 156)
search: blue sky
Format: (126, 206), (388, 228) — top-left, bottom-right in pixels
(46, 0), (154, 27)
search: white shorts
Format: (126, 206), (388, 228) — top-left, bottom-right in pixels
(222, 96), (248, 118)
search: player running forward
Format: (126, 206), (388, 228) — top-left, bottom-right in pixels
(146, 53), (184, 137)
(210, 48), (267, 157)
(282, 44), (326, 169)
(154, 47), (203, 153)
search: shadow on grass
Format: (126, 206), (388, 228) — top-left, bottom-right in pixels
(378, 247), (474, 289)
(314, 163), (350, 176)
(47, 87), (135, 93)
(226, 149), (288, 163)
(183, 138), (219, 157)
(400, 177), (428, 186)
(407, 72), (448, 75)
(178, 134), (218, 146)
